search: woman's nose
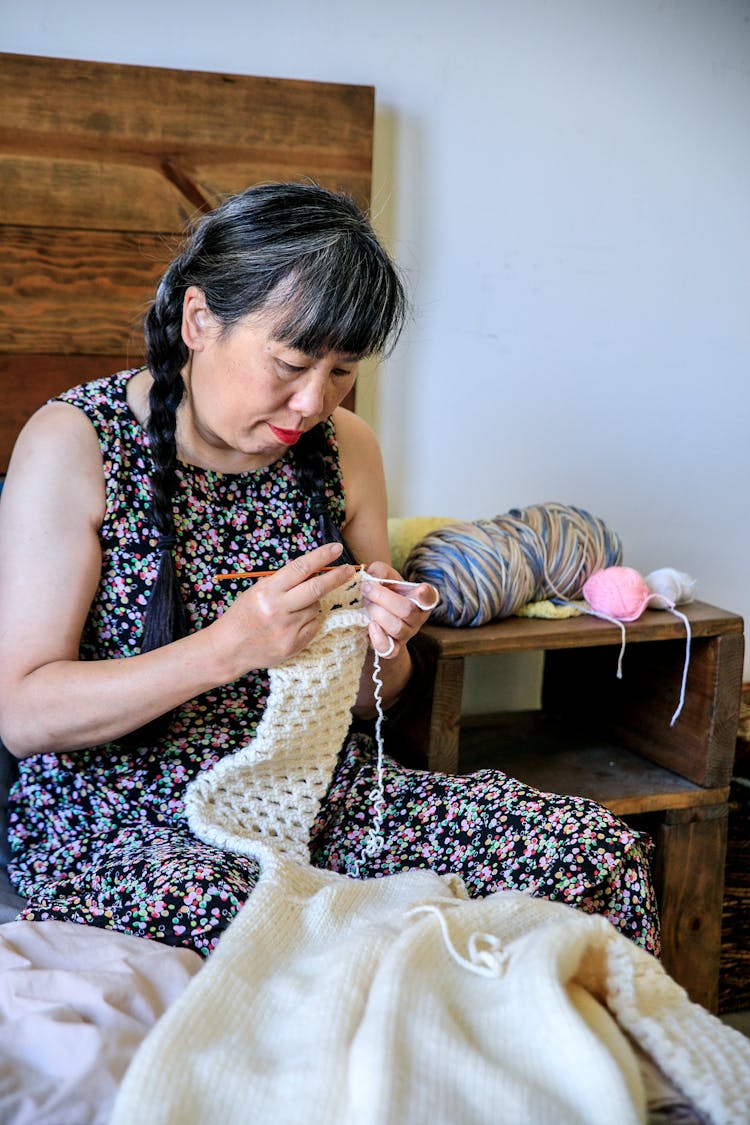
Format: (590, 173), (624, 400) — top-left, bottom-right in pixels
(287, 371), (326, 417)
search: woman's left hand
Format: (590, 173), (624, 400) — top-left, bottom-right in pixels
(361, 561), (439, 659)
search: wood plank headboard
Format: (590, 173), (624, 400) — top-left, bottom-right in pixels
(0, 52), (374, 474)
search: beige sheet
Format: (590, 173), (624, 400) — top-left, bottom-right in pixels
(0, 919), (202, 1124)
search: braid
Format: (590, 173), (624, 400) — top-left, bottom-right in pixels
(106, 268), (189, 750)
(122, 265), (191, 746)
(294, 426), (358, 566)
(140, 260), (191, 655)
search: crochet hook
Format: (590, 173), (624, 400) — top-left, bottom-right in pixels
(214, 564), (366, 582)
(213, 565), (439, 612)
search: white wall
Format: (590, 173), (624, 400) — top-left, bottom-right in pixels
(4, 0), (750, 673)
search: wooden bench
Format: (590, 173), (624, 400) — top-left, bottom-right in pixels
(414, 601), (744, 1013)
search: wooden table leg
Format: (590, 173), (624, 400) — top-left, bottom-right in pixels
(653, 803), (728, 1013)
(426, 655), (465, 774)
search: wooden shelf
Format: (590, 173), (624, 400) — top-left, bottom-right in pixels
(418, 602), (744, 786)
(458, 712), (728, 817)
(423, 600), (743, 657)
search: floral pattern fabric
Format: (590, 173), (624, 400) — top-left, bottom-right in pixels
(8, 371), (660, 957)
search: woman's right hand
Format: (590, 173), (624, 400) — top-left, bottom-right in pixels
(206, 542), (356, 683)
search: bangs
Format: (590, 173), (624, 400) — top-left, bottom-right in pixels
(264, 237), (406, 359)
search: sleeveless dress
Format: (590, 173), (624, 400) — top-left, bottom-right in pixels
(7, 371), (660, 957)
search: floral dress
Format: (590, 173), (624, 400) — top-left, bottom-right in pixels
(8, 371), (660, 957)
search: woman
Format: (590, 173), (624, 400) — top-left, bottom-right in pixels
(0, 183), (659, 957)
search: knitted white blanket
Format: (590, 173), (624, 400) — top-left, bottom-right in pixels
(112, 847), (750, 1125)
(185, 575), (370, 865)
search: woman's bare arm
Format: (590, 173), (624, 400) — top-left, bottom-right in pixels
(0, 404), (354, 758)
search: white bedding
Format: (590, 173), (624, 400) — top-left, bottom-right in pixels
(0, 919), (202, 1124)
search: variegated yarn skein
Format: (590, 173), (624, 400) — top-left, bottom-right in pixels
(402, 502), (622, 627)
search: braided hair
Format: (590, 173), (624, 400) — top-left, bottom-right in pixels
(141, 182), (406, 659)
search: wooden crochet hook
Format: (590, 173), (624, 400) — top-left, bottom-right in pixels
(213, 565), (439, 612)
(214, 564), (366, 582)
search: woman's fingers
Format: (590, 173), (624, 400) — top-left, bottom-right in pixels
(272, 542), (345, 592)
(366, 576), (439, 612)
(362, 571), (437, 659)
(214, 544), (362, 675)
(363, 562), (439, 613)
(361, 578), (434, 623)
(263, 543), (357, 612)
(368, 621), (396, 659)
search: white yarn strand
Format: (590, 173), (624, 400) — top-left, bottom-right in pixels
(362, 651), (387, 860)
(668, 607), (692, 726)
(405, 903), (508, 979)
(344, 650), (388, 879)
(580, 606), (628, 678)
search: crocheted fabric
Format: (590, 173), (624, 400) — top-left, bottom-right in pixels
(185, 574), (369, 865)
(112, 848), (750, 1125)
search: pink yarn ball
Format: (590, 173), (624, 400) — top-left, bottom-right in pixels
(582, 566), (655, 622)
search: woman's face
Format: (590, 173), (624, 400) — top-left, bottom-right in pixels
(178, 288), (359, 471)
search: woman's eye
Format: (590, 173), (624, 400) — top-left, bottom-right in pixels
(275, 357), (356, 379)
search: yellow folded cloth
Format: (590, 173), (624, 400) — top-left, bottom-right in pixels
(388, 516), (456, 574)
(515, 599), (585, 620)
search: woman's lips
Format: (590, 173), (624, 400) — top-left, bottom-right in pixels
(268, 424), (304, 445)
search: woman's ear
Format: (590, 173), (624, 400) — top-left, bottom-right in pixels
(182, 286), (216, 351)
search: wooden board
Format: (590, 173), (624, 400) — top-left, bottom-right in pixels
(0, 53), (374, 472)
(654, 806), (728, 1012)
(422, 601), (744, 657)
(459, 711), (729, 816)
(419, 601), (744, 779)
(544, 631), (744, 788)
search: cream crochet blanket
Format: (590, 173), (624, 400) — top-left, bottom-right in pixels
(112, 847), (750, 1124)
(185, 574), (370, 865)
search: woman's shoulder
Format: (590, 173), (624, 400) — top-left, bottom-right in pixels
(54, 369), (137, 424)
(331, 406), (385, 511)
(1, 397), (106, 523)
(51, 370), (148, 467)
(330, 405), (380, 456)
(3, 369), (142, 508)
(332, 408), (384, 483)
(11, 395), (103, 458)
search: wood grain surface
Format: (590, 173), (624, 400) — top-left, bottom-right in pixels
(0, 52), (374, 472)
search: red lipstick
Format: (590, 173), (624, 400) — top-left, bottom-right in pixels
(268, 424), (304, 445)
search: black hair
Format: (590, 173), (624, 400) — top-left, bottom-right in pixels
(140, 181), (406, 687)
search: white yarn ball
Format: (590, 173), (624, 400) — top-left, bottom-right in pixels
(645, 568), (697, 609)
